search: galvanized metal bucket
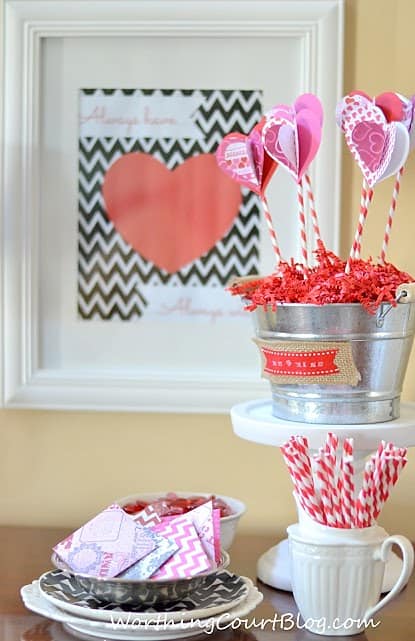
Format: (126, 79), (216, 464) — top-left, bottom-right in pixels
(253, 284), (415, 424)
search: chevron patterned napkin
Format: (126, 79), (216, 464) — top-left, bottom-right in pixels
(159, 500), (221, 564)
(53, 504), (157, 578)
(150, 514), (211, 579)
(133, 505), (162, 527)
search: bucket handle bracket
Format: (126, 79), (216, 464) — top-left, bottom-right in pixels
(376, 284), (413, 328)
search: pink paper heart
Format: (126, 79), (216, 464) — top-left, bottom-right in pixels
(343, 114), (397, 187)
(296, 109), (322, 180)
(263, 108), (322, 182)
(294, 93), (323, 125)
(336, 93), (381, 131)
(248, 120), (278, 192)
(262, 117), (298, 180)
(266, 104), (296, 125)
(216, 133), (260, 193)
(410, 95), (415, 149)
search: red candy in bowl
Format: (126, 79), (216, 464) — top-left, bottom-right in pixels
(117, 492), (245, 550)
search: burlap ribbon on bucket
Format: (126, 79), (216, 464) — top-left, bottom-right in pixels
(253, 339), (361, 386)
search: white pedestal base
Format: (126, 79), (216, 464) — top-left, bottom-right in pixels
(257, 539), (402, 593)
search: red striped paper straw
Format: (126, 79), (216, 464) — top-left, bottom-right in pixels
(281, 441), (326, 524)
(314, 452), (338, 527)
(280, 444), (314, 521)
(297, 181), (308, 266)
(338, 438), (355, 527)
(303, 172), (322, 244)
(346, 181), (374, 272)
(355, 460), (374, 528)
(260, 195), (282, 267)
(379, 167), (404, 264)
(324, 434), (344, 527)
(290, 435), (312, 476)
(288, 441), (326, 524)
(372, 455), (407, 522)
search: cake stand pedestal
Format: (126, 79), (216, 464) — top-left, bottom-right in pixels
(230, 399), (415, 593)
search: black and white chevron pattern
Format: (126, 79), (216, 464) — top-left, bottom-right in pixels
(39, 569), (249, 614)
(78, 89), (262, 320)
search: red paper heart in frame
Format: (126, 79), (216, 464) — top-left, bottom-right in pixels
(102, 153), (242, 273)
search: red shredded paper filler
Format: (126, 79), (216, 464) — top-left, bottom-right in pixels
(229, 243), (414, 314)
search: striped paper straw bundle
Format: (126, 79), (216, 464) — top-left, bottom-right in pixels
(281, 435), (407, 528)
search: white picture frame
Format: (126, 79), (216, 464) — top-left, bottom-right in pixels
(1, 0), (344, 412)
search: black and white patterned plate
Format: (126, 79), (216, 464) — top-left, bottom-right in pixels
(39, 570), (251, 623)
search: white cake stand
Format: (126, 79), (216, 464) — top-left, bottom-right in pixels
(231, 399), (415, 593)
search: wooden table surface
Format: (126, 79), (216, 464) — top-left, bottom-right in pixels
(2, 526), (415, 641)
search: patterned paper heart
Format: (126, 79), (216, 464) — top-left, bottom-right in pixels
(343, 112), (397, 187)
(215, 125), (277, 194)
(410, 95), (415, 149)
(102, 153), (242, 273)
(263, 108), (322, 182)
(216, 133), (261, 193)
(248, 119), (278, 192)
(336, 93), (377, 130)
(266, 104), (296, 123)
(262, 117), (297, 180)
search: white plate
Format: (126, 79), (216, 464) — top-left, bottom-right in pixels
(38, 569), (251, 623)
(21, 581), (263, 641)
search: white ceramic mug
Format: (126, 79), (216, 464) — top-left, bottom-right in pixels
(287, 520), (414, 636)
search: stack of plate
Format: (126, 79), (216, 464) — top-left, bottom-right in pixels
(21, 569), (263, 640)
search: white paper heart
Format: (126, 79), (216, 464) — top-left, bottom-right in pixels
(278, 123), (297, 169)
(378, 121), (410, 182)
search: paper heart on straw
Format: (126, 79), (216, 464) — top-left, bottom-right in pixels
(216, 133), (260, 193)
(216, 127), (277, 195)
(266, 104), (295, 123)
(294, 93), (324, 125)
(343, 111), (408, 187)
(263, 108), (322, 182)
(376, 122), (410, 181)
(375, 92), (405, 122)
(249, 120), (278, 193)
(336, 93), (379, 130)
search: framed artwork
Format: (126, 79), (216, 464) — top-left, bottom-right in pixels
(78, 88), (262, 321)
(1, 0), (344, 411)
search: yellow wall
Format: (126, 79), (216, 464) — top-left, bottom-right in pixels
(1, 0), (415, 538)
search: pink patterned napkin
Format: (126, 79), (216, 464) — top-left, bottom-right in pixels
(213, 508), (222, 563)
(150, 514), (211, 579)
(53, 504), (156, 578)
(133, 505), (162, 528)
(159, 501), (222, 563)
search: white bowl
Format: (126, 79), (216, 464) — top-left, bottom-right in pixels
(116, 491), (246, 550)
